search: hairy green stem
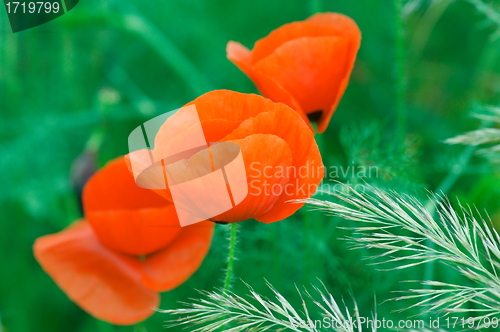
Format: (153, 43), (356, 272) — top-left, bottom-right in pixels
(223, 223), (238, 292)
(393, 0), (407, 139)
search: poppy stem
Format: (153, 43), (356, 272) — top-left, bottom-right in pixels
(223, 223), (238, 292)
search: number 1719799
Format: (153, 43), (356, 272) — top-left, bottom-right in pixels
(5, 2), (60, 14)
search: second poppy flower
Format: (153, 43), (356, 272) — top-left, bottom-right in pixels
(227, 12), (361, 133)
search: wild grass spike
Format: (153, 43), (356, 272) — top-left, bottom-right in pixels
(298, 184), (500, 327)
(162, 280), (452, 332)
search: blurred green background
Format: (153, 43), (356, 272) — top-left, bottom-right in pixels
(1, 0), (500, 331)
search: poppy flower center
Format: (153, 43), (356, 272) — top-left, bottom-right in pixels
(211, 220), (230, 225)
(307, 110), (323, 122)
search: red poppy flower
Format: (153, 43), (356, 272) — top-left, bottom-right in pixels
(226, 12), (361, 133)
(33, 157), (215, 325)
(128, 90), (324, 224)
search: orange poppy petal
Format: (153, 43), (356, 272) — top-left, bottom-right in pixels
(216, 46), (313, 127)
(83, 157), (181, 256)
(211, 133), (293, 222)
(152, 91), (271, 177)
(151, 105), (239, 165)
(84, 157), (167, 211)
(306, 12), (361, 41)
(86, 206), (182, 256)
(154, 132), (290, 224)
(141, 221), (215, 291)
(251, 13), (360, 64)
(33, 221), (159, 325)
(251, 21), (342, 63)
(201, 119), (241, 143)
(306, 13), (361, 133)
(222, 107), (323, 223)
(128, 119), (240, 202)
(184, 90), (280, 124)
(253, 36), (351, 129)
(319, 69), (353, 133)
(125, 149), (173, 202)
(248, 73), (310, 127)
(226, 41), (254, 78)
